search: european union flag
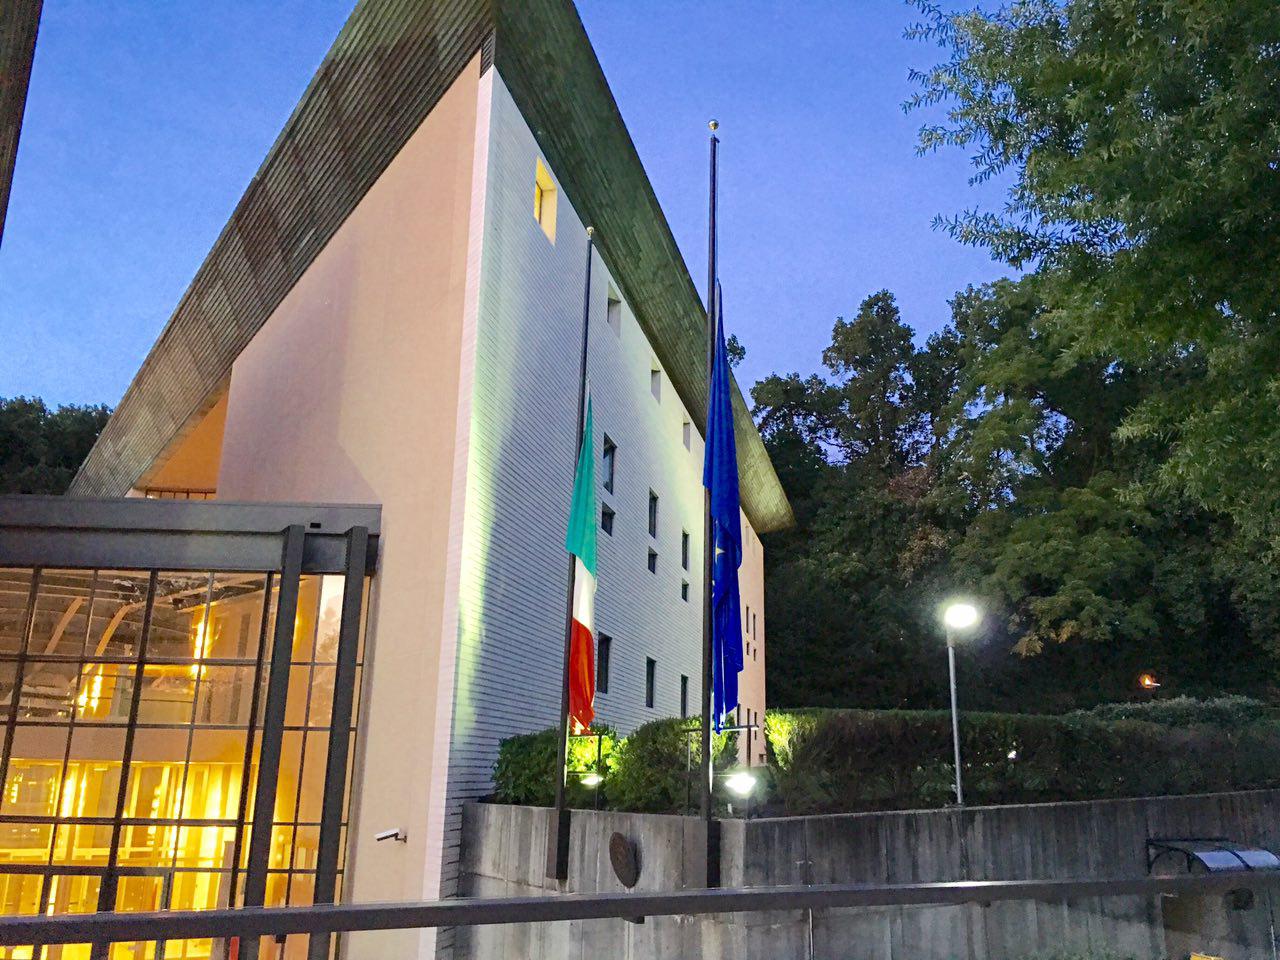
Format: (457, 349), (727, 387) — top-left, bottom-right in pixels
(703, 292), (743, 731)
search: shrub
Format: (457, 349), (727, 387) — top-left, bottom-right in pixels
(606, 717), (736, 814)
(492, 724), (616, 808)
(1074, 694), (1272, 728)
(766, 707), (1280, 815)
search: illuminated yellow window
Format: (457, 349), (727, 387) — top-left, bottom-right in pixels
(533, 157), (557, 242)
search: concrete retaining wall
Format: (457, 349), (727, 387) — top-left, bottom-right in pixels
(458, 789), (1280, 959)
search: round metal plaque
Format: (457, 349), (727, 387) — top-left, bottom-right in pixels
(609, 832), (640, 888)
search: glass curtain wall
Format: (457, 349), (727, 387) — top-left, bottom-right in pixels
(0, 567), (365, 960)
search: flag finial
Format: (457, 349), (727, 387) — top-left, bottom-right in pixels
(708, 119), (719, 132)
(586, 225), (594, 238)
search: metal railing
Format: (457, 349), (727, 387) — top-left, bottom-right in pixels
(1, 872), (1278, 948)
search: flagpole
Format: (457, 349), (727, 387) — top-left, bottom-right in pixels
(547, 225), (595, 882)
(702, 120), (721, 889)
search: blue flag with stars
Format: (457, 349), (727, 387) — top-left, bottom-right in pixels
(703, 291), (743, 731)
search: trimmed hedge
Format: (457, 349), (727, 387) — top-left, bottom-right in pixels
(492, 699), (1280, 816)
(492, 718), (735, 812)
(1071, 694), (1272, 728)
(768, 706), (1280, 815)
(606, 718), (737, 813)
(492, 724), (617, 808)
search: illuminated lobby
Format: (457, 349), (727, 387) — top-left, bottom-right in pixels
(0, 504), (375, 959)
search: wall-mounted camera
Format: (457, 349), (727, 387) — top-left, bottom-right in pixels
(375, 828), (407, 843)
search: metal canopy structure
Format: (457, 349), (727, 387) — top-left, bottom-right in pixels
(67, 0), (794, 533)
(0, 0), (42, 247)
(1148, 837), (1280, 875)
(0, 495), (380, 574)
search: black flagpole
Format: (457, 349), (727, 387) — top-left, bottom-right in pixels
(702, 120), (720, 888)
(547, 225), (595, 882)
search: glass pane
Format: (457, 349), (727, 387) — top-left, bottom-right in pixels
(284, 665), (311, 728)
(291, 825), (319, 873)
(50, 820), (111, 867)
(0, 872), (42, 914)
(27, 570), (94, 660)
(146, 573), (214, 672)
(264, 870), (289, 908)
(64, 727), (126, 817)
(17, 660), (80, 721)
(193, 666), (256, 726)
(286, 870), (314, 908)
(85, 572), (151, 660)
(291, 578), (322, 662)
(1, 727), (67, 818)
(0, 820), (53, 865)
(206, 573), (270, 662)
(307, 666), (336, 729)
(134, 664), (196, 726)
(313, 577), (345, 663)
(72, 662), (135, 724)
(273, 732), (302, 824)
(45, 872), (100, 913)
(113, 874), (164, 912)
(171, 822), (237, 871)
(296, 732), (329, 825)
(0, 569), (35, 658)
(183, 731), (249, 818)
(268, 826), (293, 872)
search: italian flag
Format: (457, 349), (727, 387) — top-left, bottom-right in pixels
(565, 396), (597, 733)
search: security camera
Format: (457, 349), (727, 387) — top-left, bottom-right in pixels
(375, 828), (407, 843)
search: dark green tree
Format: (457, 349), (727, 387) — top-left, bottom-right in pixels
(755, 292), (960, 708)
(0, 397), (111, 494)
(908, 0), (1280, 548)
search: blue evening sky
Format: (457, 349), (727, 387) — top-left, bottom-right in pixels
(0, 1), (1008, 409)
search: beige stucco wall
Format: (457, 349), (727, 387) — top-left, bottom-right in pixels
(214, 54), (484, 955)
(136, 391), (227, 492)
(738, 513), (767, 764)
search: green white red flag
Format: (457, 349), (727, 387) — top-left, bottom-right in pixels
(565, 396), (597, 732)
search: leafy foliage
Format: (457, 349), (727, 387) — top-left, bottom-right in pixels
(491, 724), (616, 808)
(494, 701), (1280, 816)
(908, 0), (1280, 554)
(492, 719), (732, 813)
(0, 397), (111, 494)
(768, 706), (1280, 815)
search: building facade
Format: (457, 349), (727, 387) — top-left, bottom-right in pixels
(5, 0), (792, 956)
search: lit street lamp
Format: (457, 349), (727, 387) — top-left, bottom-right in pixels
(942, 602), (980, 806)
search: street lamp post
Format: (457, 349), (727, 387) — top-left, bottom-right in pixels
(942, 602), (979, 807)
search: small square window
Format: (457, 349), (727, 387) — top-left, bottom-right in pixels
(681, 580), (689, 602)
(648, 491), (659, 538)
(645, 657), (656, 708)
(681, 530), (689, 570)
(601, 504), (615, 536)
(607, 293), (622, 336)
(680, 675), (689, 718)
(602, 436), (616, 494)
(650, 366), (662, 402)
(597, 634), (611, 693)
(647, 549), (657, 574)
(682, 420), (691, 450)
(533, 158), (557, 242)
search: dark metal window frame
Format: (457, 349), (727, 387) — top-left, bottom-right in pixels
(601, 437), (616, 494)
(596, 635), (611, 695)
(645, 657), (656, 709)
(0, 496), (379, 952)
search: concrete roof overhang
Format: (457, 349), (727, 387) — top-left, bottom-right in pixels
(70, 0), (794, 533)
